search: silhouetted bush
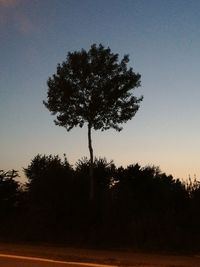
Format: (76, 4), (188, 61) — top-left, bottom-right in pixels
(108, 164), (189, 249)
(0, 170), (22, 239)
(2, 156), (200, 251)
(23, 154), (75, 241)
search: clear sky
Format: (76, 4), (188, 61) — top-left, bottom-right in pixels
(1, 0), (200, 182)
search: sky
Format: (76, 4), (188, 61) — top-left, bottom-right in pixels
(1, 0), (200, 183)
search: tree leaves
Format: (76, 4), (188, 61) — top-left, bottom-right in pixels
(44, 43), (143, 131)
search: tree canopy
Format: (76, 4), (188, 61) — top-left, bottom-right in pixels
(44, 43), (143, 133)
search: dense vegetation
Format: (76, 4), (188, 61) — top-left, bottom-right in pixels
(1, 155), (200, 251)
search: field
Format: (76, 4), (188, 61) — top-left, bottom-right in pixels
(0, 243), (200, 267)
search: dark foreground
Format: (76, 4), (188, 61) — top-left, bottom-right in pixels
(0, 243), (200, 267)
(2, 163), (200, 252)
(0, 254), (115, 267)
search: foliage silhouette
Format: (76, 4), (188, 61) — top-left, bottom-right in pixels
(0, 170), (20, 215)
(43, 44), (143, 199)
(109, 164), (189, 248)
(3, 156), (200, 250)
(24, 154), (75, 241)
(0, 170), (21, 239)
(75, 157), (116, 234)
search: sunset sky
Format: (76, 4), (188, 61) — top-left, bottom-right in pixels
(1, 0), (200, 182)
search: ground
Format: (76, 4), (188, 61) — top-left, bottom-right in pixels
(0, 242), (200, 267)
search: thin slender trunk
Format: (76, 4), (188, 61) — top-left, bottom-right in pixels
(88, 123), (94, 200)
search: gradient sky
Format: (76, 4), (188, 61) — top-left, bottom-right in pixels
(1, 0), (200, 182)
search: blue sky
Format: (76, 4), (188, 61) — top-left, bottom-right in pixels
(1, 0), (200, 182)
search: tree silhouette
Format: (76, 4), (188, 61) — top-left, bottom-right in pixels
(0, 170), (20, 215)
(0, 170), (21, 238)
(44, 44), (143, 199)
(24, 154), (75, 241)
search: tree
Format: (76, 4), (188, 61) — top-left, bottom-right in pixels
(43, 44), (143, 199)
(24, 154), (73, 206)
(24, 154), (75, 241)
(0, 170), (20, 238)
(0, 170), (20, 214)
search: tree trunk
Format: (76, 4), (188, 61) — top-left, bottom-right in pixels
(88, 123), (94, 200)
